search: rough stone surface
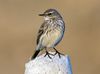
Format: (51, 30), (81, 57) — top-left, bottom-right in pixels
(25, 52), (72, 74)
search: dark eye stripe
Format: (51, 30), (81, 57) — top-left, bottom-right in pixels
(48, 13), (52, 15)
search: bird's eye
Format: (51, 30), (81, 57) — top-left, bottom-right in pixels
(48, 13), (52, 15)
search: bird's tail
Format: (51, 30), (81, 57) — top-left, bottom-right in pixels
(31, 50), (40, 60)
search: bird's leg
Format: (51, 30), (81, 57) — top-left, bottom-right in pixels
(44, 48), (54, 59)
(53, 47), (64, 58)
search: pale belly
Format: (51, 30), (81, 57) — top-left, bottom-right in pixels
(42, 28), (63, 48)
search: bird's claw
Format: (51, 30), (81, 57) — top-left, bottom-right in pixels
(44, 51), (54, 59)
(54, 51), (64, 58)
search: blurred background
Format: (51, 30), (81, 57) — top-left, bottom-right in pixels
(0, 0), (100, 74)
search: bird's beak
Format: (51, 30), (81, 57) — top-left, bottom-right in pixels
(38, 13), (45, 16)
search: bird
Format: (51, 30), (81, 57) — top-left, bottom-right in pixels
(31, 9), (65, 60)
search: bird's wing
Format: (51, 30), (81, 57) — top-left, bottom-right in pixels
(36, 22), (48, 45)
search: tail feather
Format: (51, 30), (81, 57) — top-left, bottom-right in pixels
(31, 50), (40, 60)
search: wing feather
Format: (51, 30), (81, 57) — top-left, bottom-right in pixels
(36, 22), (48, 45)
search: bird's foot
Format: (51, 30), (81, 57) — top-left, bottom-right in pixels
(44, 51), (54, 59)
(54, 50), (64, 58)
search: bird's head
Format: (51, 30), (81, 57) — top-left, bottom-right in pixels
(39, 9), (62, 21)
